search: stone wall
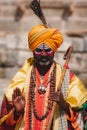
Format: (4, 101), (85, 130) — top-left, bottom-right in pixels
(0, 0), (87, 94)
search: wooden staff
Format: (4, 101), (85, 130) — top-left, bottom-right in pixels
(47, 45), (73, 130)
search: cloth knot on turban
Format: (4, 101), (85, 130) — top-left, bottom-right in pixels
(28, 25), (63, 52)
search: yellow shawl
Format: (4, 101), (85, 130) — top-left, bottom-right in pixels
(0, 58), (87, 130)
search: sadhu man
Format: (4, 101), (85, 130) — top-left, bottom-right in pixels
(0, 25), (87, 130)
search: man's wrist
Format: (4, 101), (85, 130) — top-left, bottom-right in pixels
(59, 101), (70, 115)
(14, 108), (24, 121)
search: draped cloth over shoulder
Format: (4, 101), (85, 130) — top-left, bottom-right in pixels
(28, 25), (63, 52)
(0, 58), (87, 130)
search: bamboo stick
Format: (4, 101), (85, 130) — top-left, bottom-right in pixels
(47, 46), (73, 130)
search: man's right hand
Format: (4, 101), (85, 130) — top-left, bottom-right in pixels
(12, 88), (25, 116)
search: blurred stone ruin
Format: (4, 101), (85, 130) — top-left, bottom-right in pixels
(0, 0), (87, 104)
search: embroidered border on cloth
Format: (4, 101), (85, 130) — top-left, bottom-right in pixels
(57, 66), (69, 130)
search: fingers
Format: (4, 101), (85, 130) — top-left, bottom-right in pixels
(14, 96), (25, 105)
(51, 91), (61, 96)
(49, 92), (59, 102)
(13, 96), (25, 112)
(51, 91), (61, 98)
(12, 88), (21, 101)
(49, 90), (63, 102)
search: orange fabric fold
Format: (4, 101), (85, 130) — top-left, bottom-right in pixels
(28, 25), (63, 52)
(66, 107), (81, 130)
(6, 109), (22, 126)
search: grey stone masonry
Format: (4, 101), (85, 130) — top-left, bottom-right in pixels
(0, 78), (10, 111)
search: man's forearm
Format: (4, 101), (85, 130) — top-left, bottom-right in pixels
(59, 100), (71, 117)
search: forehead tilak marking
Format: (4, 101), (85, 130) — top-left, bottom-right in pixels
(37, 43), (50, 49)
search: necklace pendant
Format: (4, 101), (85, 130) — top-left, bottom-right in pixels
(38, 84), (47, 94)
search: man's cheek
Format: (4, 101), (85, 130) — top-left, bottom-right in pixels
(48, 52), (54, 57)
(34, 53), (41, 57)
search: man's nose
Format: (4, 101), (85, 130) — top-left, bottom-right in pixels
(41, 50), (47, 56)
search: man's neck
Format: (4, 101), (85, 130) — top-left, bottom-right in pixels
(35, 62), (53, 76)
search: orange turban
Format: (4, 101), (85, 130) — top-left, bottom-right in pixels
(28, 25), (63, 52)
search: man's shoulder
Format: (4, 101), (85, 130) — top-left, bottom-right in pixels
(55, 61), (62, 68)
(23, 57), (34, 67)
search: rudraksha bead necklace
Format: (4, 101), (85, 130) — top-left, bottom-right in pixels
(35, 66), (50, 95)
(29, 62), (56, 123)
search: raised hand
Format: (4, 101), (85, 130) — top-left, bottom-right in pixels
(12, 88), (25, 117)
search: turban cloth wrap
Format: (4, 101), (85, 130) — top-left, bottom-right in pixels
(28, 25), (63, 52)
